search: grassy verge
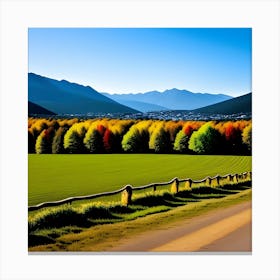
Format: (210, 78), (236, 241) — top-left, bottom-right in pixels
(29, 185), (251, 252)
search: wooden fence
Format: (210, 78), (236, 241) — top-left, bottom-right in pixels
(28, 171), (252, 212)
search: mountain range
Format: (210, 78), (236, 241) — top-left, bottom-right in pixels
(28, 73), (138, 115)
(103, 89), (232, 112)
(28, 73), (251, 116)
(193, 92), (252, 114)
(28, 101), (56, 115)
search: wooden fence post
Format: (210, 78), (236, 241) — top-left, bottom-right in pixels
(233, 174), (239, 184)
(206, 177), (212, 187)
(248, 171), (252, 181)
(216, 175), (220, 187)
(171, 178), (179, 194)
(121, 185), (133, 206)
(185, 179), (192, 190)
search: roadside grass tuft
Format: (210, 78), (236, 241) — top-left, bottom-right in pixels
(28, 179), (252, 249)
(28, 206), (90, 232)
(30, 188), (251, 252)
(80, 203), (118, 220)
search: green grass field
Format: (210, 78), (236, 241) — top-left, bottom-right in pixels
(28, 154), (251, 206)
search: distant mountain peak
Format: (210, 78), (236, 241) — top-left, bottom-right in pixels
(28, 73), (139, 115)
(164, 88), (180, 92)
(102, 88), (233, 111)
(28, 73), (236, 114)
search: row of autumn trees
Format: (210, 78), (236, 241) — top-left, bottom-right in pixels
(28, 118), (252, 155)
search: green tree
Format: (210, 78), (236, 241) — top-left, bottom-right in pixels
(242, 124), (252, 153)
(52, 127), (68, 154)
(174, 130), (190, 153)
(64, 125), (86, 153)
(84, 128), (104, 153)
(150, 127), (171, 153)
(122, 127), (149, 152)
(188, 122), (223, 154)
(35, 127), (54, 154)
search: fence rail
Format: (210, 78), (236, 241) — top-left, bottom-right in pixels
(28, 171), (252, 212)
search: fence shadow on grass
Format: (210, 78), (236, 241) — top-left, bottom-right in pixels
(132, 192), (186, 207)
(222, 183), (251, 191)
(175, 190), (225, 200)
(28, 171), (252, 248)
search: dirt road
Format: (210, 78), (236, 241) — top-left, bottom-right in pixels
(108, 201), (252, 252)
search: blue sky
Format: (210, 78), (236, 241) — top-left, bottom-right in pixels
(28, 28), (251, 97)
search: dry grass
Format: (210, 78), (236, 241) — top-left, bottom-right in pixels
(29, 188), (251, 252)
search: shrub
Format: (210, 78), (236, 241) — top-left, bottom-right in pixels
(28, 206), (87, 231)
(82, 204), (116, 219)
